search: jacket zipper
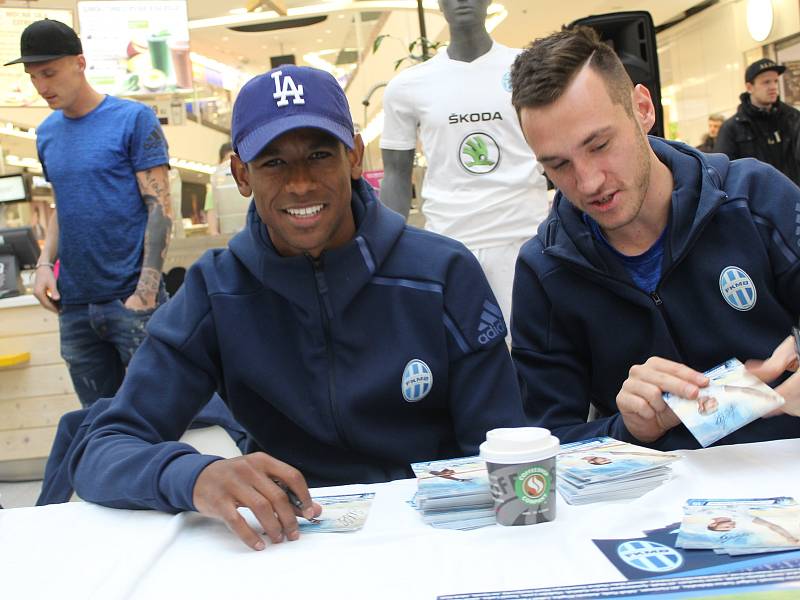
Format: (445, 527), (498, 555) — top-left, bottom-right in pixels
(649, 291), (663, 306)
(545, 247), (689, 360)
(309, 254), (348, 446)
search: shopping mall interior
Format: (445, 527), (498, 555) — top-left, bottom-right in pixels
(0, 0), (795, 502)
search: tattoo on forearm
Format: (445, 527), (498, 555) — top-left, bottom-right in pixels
(134, 266), (163, 304)
(142, 167), (173, 218)
(136, 167), (172, 303)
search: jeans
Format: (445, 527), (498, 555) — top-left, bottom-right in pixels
(59, 289), (167, 408)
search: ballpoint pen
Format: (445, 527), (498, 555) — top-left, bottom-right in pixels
(792, 326), (800, 364)
(272, 479), (304, 510)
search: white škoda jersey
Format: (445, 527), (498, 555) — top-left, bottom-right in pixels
(381, 43), (548, 249)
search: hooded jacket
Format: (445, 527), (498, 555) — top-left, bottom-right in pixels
(71, 179), (524, 513)
(512, 137), (800, 450)
(714, 92), (800, 186)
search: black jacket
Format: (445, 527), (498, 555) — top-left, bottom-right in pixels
(695, 134), (716, 153)
(714, 92), (800, 185)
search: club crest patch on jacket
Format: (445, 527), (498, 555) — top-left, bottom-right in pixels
(402, 359), (433, 402)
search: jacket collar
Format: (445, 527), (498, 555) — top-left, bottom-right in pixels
(541, 137), (729, 280)
(738, 91), (782, 120)
(228, 178), (406, 313)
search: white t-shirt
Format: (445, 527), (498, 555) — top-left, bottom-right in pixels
(381, 43), (548, 249)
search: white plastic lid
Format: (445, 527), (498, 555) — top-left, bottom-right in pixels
(479, 427), (560, 464)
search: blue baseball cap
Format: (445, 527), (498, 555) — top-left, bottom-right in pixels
(232, 65), (355, 163)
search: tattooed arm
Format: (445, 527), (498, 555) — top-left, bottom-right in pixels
(126, 164), (172, 311)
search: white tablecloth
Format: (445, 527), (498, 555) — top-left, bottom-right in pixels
(3, 438), (800, 599)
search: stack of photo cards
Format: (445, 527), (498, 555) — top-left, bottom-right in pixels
(677, 497), (800, 555)
(410, 456), (496, 530)
(557, 437), (680, 505)
(298, 493), (375, 533)
(663, 358), (785, 447)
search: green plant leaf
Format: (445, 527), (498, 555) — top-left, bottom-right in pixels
(373, 34), (390, 54)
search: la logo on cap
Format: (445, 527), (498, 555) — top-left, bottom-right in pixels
(271, 70), (305, 107)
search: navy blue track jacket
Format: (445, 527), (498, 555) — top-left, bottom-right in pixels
(70, 179), (525, 513)
(512, 137), (800, 450)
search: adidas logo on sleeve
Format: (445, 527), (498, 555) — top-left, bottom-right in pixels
(477, 300), (506, 345)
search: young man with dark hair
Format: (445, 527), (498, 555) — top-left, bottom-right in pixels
(508, 27), (800, 450)
(70, 66), (526, 550)
(5, 19), (172, 408)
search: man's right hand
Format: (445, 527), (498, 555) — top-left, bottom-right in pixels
(192, 453), (321, 551)
(33, 266), (60, 313)
(616, 357), (709, 443)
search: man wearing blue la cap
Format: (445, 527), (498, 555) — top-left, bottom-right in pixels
(70, 65), (527, 550)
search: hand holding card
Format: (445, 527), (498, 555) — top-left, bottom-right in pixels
(663, 359), (784, 447)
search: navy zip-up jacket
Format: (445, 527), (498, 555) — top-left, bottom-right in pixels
(70, 179), (525, 513)
(512, 137), (800, 450)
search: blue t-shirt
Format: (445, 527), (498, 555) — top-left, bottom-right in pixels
(587, 216), (666, 294)
(37, 95), (169, 304)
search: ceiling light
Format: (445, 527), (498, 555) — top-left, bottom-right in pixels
(746, 0), (773, 42)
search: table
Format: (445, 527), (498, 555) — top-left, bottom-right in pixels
(3, 438), (800, 599)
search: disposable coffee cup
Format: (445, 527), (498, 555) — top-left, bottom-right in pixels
(480, 427), (559, 526)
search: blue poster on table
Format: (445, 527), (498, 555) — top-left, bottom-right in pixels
(592, 522), (800, 580)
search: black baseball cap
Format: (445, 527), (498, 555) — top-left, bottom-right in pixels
(745, 58), (785, 83)
(4, 19), (82, 66)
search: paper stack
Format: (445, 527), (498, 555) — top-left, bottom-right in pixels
(557, 437), (680, 505)
(410, 456), (495, 530)
(677, 497), (800, 555)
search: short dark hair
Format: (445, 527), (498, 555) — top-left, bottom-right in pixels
(511, 26), (633, 116)
(219, 142), (233, 163)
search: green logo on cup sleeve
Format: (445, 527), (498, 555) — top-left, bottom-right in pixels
(514, 466), (551, 505)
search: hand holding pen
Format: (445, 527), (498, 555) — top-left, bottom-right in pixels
(193, 453), (322, 551)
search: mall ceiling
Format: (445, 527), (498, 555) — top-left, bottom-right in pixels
(186, 0), (704, 74)
(3, 1), (705, 76)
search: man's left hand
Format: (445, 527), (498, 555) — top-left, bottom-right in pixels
(124, 293), (157, 312)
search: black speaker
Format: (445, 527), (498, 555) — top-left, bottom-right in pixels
(569, 11), (663, 137)
(270, 54), (296, 69)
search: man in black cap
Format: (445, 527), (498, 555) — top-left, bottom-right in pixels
(715, 58), (800, 185)
(5, 20), (172, 407)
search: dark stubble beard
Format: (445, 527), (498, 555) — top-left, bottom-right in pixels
(603, 123), (652, 233)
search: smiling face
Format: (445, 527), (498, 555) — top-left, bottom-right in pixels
(519, 65), (656, 235)
(231, 128), (363, 258)
(24, 55), (86, 113)
(747, 70), (781, 109)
